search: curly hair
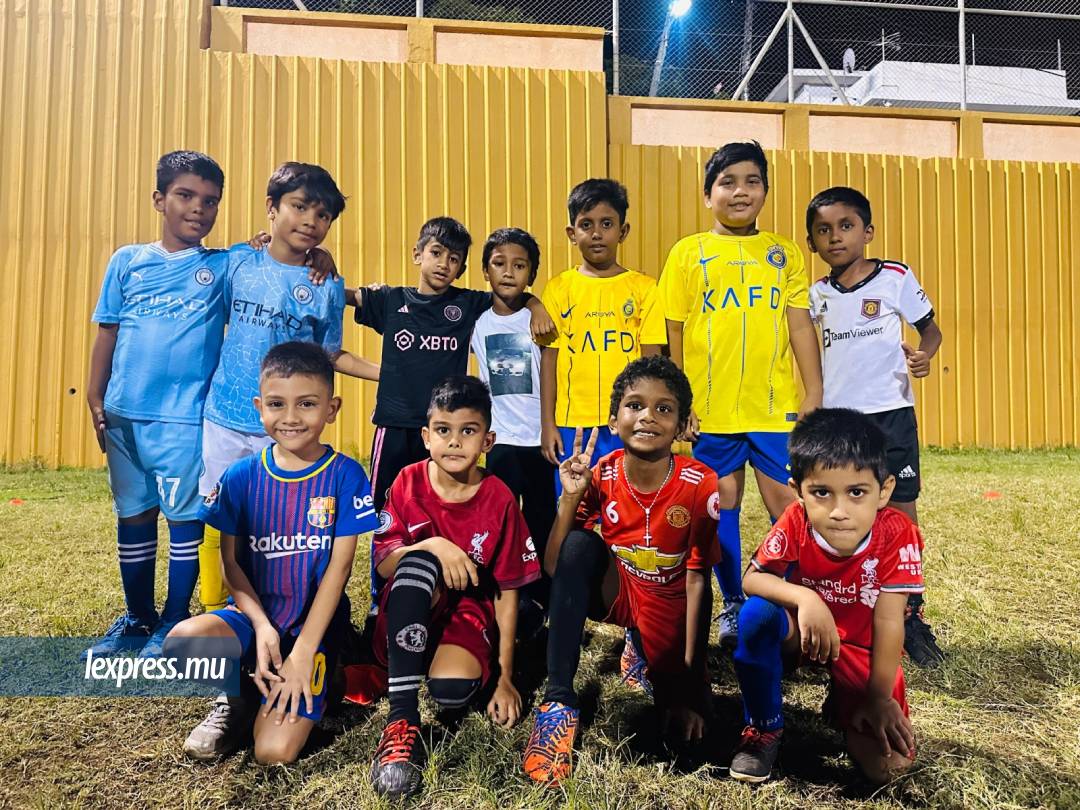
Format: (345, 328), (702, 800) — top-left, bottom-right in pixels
(608, 355), (693, 428)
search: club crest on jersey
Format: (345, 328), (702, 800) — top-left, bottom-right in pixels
(203, 483), (220, 507)
(306, 496), (336, 529)
(861, 298), (881, 320)
(622, 297), (635, 318)
(613, 544), (685, 575)
(293, 284), (314, 305)
(194, 267), (215, 286)
(766, 245), (787, 269)
(375, 510), (393, 534)
(469, 531), (490, 563)
(444, 304), (463, 322)
(707, 492), (721, 520)
(665, 504), (690, 528)
(763, 527), (788, 559)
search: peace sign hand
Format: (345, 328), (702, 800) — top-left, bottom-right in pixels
(557, 427), (598, 501)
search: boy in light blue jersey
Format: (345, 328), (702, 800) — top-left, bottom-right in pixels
(198, 163), (379, 613)
(86, 151), (239, 660)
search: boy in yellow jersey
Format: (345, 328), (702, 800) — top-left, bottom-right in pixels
(659, 142), (823, 648)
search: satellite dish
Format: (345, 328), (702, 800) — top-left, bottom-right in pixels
(843, 47), (856, 74)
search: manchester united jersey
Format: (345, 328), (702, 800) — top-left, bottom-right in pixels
(575, 450), (720, 590)
(750, 502), (925, 649)
(373, 460), (540, 599)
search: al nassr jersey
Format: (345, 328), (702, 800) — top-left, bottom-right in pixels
(659, 231), (809, 433)
(540, 269), (667, 428)
(809, 260), (935, 413)
(576, 450), (721, 590)
(198, 445), (379, 635)
(373, 460), (540, 599)
(750, 501), (925, 649)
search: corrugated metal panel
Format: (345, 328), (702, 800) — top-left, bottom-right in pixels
(611, 144), (1080, 449)
(0, 0), (606, 466)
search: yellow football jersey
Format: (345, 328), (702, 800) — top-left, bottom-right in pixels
(540, 268), (667, 427)
(659, 231), (809, 433)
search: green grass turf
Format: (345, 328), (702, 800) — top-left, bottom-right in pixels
(0, 449), (1078, 808)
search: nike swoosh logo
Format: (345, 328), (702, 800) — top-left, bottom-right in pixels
(408, 521), (430, 533)
(560, 306), (575, 319)
(699, 254), (720, 266)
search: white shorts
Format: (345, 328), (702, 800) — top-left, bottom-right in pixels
(198, 419), (273, 496)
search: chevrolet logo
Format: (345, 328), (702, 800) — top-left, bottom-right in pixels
(612, 545), (686, 574)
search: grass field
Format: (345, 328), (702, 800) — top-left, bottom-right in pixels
(1, 449), (1079, 809)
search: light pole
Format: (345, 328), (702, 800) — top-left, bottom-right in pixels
(649, 0), (692, 97)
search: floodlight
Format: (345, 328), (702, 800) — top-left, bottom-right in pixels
(670, 0), (692, 18)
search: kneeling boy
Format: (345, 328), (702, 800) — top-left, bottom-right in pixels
(523, 356), (720, 785)
(368, 376), (539, 800)
(169, 342), (379, 764)
(730, 408), (922, 784)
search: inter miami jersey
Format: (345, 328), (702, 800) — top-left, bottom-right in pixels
(204, 249), (345, 434)
(357, 286), (492, 429)
(199, 445), (379, 635)
(809, 260), (935, 414)
(92, 242), (235, 424)
(373, 460), (540, 599)
(576, 450), (720, 591)
(751, 501), (925, 649)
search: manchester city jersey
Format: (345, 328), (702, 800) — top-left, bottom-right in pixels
(199, 445), (379, 635)
(92, 243), (235, 424)
(204, 249), (345, 433)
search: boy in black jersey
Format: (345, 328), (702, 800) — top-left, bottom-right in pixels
(346, 217), (554, 605)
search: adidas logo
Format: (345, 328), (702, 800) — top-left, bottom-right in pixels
(397, 304), (409, 313)
(898, 465), (916, 479)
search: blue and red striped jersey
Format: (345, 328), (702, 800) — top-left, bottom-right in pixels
(199, 444), (379, 635)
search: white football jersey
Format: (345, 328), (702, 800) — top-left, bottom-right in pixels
(808, 260), (934, 413)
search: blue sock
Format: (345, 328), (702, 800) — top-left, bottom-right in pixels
(732, 596), (788, 731)
(162, 522), (203, 623)
(712, 508), (744, 602)
(117, 522), (158, 625)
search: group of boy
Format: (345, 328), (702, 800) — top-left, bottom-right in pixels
(86, 138), (943, 796)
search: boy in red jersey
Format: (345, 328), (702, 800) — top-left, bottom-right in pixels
(728, 408), (922, 785)
(367, 375), (540, 800)
(522, 356), (720, 785)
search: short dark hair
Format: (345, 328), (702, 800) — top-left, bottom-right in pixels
(156, 150), (224, 194)
(266, 162), (346, 220)
(703, 141), (769, 195)
(481, 228), (540, 283)
(260, 341), (335, 391)
(567, 178), (629, 225)
(788, 408), (890, 487)
(416, 217), (473, 275)
(427, 375), (492, 429)
(806, 186), (873, 235)
(609, 356), (694, 428)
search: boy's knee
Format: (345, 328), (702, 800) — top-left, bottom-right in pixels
(733, 596), (788, 659)
(859, 752), (912, 786)
(427, 677), (481, 709)
(389, 550), (443, 598)
(253, 734), (302, 766)
(166, 617), (201, 640)
(556, 530), (605, 572)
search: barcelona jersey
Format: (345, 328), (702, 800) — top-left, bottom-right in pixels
(659, 231), (810, 433)
(199, 445), (379, 635)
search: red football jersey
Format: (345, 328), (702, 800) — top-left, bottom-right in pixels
(373, 461), (540, 596)
(750, 502), (925, 649)
(576, 450), (721, 589)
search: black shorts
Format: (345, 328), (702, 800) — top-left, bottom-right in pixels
(369, 425), (429, 511)
(865, 406), (920, 502)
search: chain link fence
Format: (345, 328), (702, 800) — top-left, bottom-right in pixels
(215, 0), (1080, 114)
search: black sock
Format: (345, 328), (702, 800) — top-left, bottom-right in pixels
(385, 550), (441, 725)
(543, 530), (609, 709)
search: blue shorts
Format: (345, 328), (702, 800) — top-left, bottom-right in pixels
(104, 414), (204, 521)
(210, 607), (341, 722)
(555, 426), (623, 496)
(692, 432), (791, 485)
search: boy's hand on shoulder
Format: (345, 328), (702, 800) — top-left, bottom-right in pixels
(247, 230), (271, 250)
(528, 305), (557, 342)
(901, 342), (931, 378)
(264, 643), (316, 725)
(87, 400), (107, 453)
(796, 590), (841, 664)
(677, 409), (701, 442)
(663, 705), (706, 743)
(252, 623), (284, 697)
(486, 676), (522, 728)
(419, 538), (478, 591)
(305, 247), (339, 286)
(557, 427), (598, 499)
(851, 694), (915, 759)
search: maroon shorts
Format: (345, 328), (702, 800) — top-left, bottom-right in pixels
(808, 643), (909, 732)
(373, 581), (496, 684)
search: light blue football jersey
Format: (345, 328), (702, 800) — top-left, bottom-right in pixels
(203, 249), (345, 433)
(92, 243), (234, 424)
